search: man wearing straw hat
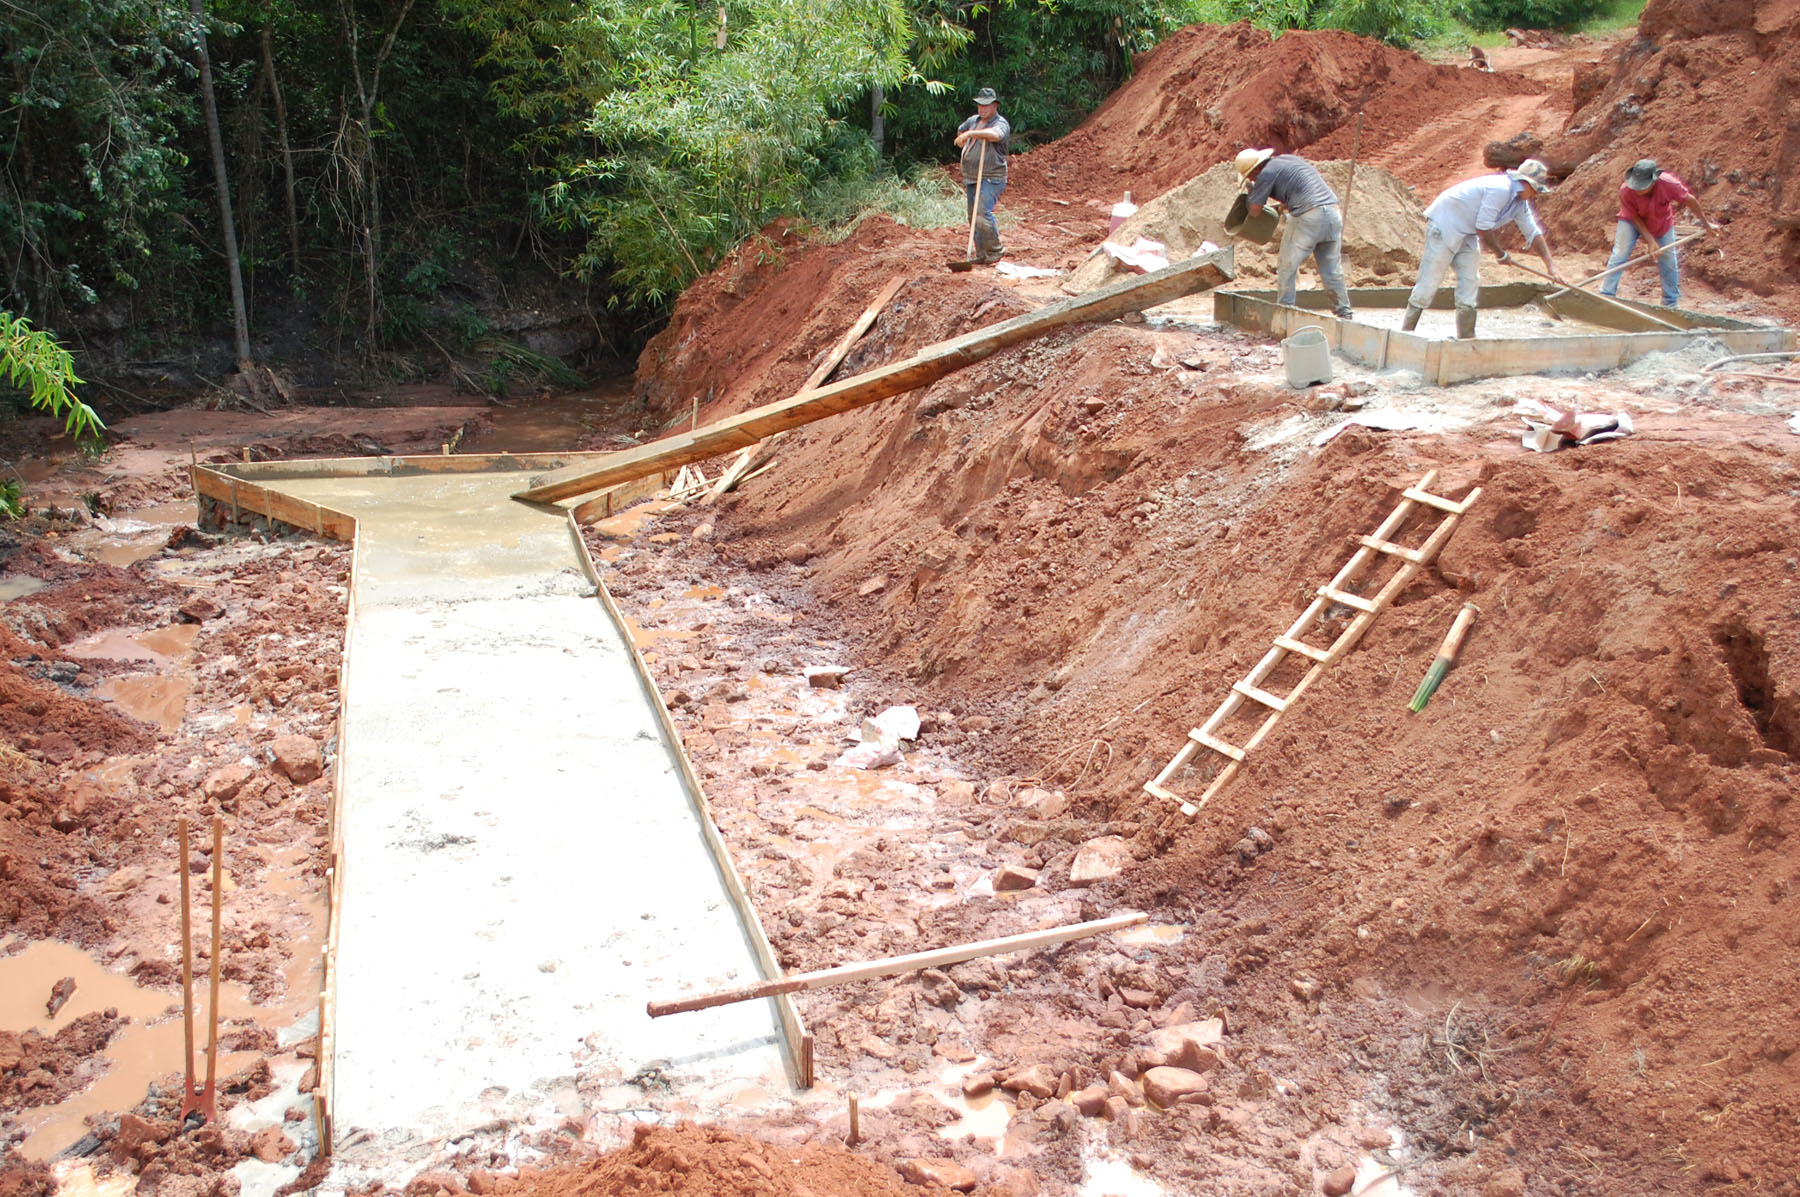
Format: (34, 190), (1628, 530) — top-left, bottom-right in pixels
(1402, 158), (1564, 339)
(1235, 148), (1353, 320)
(953, 87), (1011, 264)
(1598, 158), (1718, 308)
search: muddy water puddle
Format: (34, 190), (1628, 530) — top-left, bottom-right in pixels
(64, 501), (197, 567)
(69, 621), (201, 732)
(456, 382), (634, 454)
(0, 575), (48, 601)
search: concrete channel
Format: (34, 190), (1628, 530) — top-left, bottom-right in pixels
(200, 460), (802, 1177)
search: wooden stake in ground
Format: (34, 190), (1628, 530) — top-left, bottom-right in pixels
(177, 818), (200, 1121)
(1409, 602), (1480, 712)
(648, 911), (1149, 1017)
(515, 250), (1233, 506)
(201, 816), (223, 1125)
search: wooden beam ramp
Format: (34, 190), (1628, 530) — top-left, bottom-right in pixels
(1145, 470), (1481, 816)
(514, 248), (1236, 507)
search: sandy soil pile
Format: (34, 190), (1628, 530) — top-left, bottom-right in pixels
(1016, 23), (1538, 203)
(1063, 160), (1424, 293)
(1532, 0), (1800, 309)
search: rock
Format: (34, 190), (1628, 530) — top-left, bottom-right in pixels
(1119, 988), (1157, 1010)
(962, 1073), (995, 1099)
(859, 1035), (900, 1061)
(410, 1172), (464, 1196)
(691, 522), (714, 541)
(45, 976), (76, 1018)
(897, 1159), (977, 1191)
(1107, 1071), (1144, 1106)
(920, 969), (962, 1009)
(202, 764), (254, 803)
(804, 665), (850, 689)
(268, 735), (323, 784)
(857, 576), (888, 597)
(783, 541), (813, 564)
(1068, 836), (1133, 886)
(1041, 1101), (1078, 1137)
(1142, 1066), (1210, 1107)
(1071, 1084), (1108, 1116)
(1321, 1165), (1357, 1196)
(179, 596), (224, 623)
(299, 1065), (319, 1093)
(990, 1168), (1040, 1197)
(50, 809), (81, 832)
(1015, 787), (1069, 820)
(1001, 1064), (1057, 1100)
(466, 1170), (495, 1196)
(994, 864), (1039, 892)
(1290, 976), (1324, 1002)
(248, 1127), (294, 1163)
(100, 864), (150, 898)
(111, 1114), (177, 1163)
(1148, 1019), (1226, 1072)
(1103, 1096), (1131, 1122)
(1007, 821), (1053, 846)
(938, 780), (977, 805)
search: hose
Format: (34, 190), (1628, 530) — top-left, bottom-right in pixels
(1701, 351), (1799, 372)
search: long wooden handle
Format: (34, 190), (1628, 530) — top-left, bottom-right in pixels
(1547, 230), (1706, 300)
(964, 140), (987, 260)
(205, 816), (223, 1093)
(1436, 602), (1481, 664)
(1507, 258), (1683, 331)
(649, 911), (1150, 1018)
(179, 817), (195, 1091)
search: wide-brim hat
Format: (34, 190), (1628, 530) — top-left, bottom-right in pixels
(1234, 147), (1276, 177)
(973, 87), (998, 105)
(1508, 157), (1555, 194)
(1625, 158), (1659, 191)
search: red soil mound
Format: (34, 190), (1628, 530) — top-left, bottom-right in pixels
(1015, 23), (1538, 202)
(1537, 0), (1800, 311)
(510, 1124), (927, 1197)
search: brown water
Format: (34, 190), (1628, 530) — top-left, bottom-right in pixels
(68, 622), (201, 733)
(456, 381), (635, 455)
(0, 576), (48, 601)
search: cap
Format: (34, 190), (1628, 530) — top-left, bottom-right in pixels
(973, 87), (998, 105)
(1508, 157), (1555, 194)
(1234, 147), (1276, 177)
(1625, 158), (1659, 191)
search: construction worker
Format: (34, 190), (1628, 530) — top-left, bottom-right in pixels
(1404, 158), (1564, 338)
(1236, 148), (1353, 320)
(953, 87), (1011, 264)
(1598, 158), (1719, 308)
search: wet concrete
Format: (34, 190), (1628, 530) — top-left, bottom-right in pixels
(256, 471), (788, 1176)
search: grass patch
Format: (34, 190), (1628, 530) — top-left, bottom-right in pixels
(805, 166), (968, 244)
(1582, 0), (1647, 32)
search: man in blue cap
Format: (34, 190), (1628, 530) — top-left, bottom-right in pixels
(1598, 159), (1718, 308)
(1403, 158), (1565, 339)
(953, 87), (1011, 264)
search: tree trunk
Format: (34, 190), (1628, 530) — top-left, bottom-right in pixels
(261, 3), (301, 271)
(191, 0), (252, 370)
(870, 82), (884, 154)
(339, 0), (416, 351)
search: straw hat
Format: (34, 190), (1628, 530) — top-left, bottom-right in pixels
(1234, 147), (1276, 177)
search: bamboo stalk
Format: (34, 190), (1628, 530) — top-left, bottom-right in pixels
(648, 911), (1148, 1018)
(1410, 602), (1481, 712)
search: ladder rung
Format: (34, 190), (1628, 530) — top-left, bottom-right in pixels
(1360, 534), (1425, 564)
(1319, 585), (1378, 613)
(1273, 635), (1331, 663)
(1231, 680), (1289, 712)
(1402, 487), (1469, 515)
(1143, 780), (1198, 816)
(1187, 728), (1246, 762)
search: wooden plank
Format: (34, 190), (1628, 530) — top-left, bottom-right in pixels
(1319, 585), (1378, 613)
(1273, 635), (1331, 663)
(193, 467), (358, 541)
(565, 514), (813, 1086)
(515, 249), (1235, 504)
(1360, 534), (1425, 564)
(1231, 680), (1289, 712)
(648, 912), (1150, 1018)
(1187, 728), (1246, 762)
(1401, 487), (1470, 515)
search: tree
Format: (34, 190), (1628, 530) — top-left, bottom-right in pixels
(189, 0), (254, 369)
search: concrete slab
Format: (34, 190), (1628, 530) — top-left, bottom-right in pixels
(262, 472), (788, 1166)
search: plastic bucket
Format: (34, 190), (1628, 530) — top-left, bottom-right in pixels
(1224, 194), (1280, 244)
(1283, 325), (1332, 389)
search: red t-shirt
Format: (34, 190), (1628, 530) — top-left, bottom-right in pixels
(1616, 174), (1692, 237)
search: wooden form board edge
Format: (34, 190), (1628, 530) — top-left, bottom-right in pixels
(649, 911), (1151, 1018)
(564, 513), (814, 1088)
(515, 248), (1235, 505)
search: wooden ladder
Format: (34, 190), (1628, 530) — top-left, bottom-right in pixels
(1145, 469), (1482, 816)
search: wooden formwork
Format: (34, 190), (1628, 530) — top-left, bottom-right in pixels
(1213, 285), (1796, 385)
(188, 452), (815, 1157)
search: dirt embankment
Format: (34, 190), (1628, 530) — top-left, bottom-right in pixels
(1532, 0), (1800, 312)
(1016, 23), (1540, 204)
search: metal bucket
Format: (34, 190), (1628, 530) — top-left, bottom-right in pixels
(1224, 194), (1280, 244)
(1283, 325), (1332, 389)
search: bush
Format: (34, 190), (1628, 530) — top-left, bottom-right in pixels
(1457, 0), (1607, 30)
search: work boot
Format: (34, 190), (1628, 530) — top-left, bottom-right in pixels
(1334, 306), (1354, 321)
(1401, 304), (1424, 332)
(1455, 304), (1477, 339)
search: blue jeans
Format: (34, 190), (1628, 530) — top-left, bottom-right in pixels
(1408, 221), (1481, 310)
(1276, 203), (1351, 315)
(964, 176), (1006, 258)
(1599, 222), (1679, 306)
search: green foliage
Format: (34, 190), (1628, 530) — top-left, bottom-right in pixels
(0, 480), (22, 521)
(1191, 0), (1449, 45)
(803, 165), (968, 238)
(0, 312), (106, 443)
(1455, 0), (1605, 30)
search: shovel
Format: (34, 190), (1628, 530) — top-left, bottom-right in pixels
(947, 140), (987, 273)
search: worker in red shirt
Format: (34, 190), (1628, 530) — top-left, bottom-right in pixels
(1598, 159), (1718, 308)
